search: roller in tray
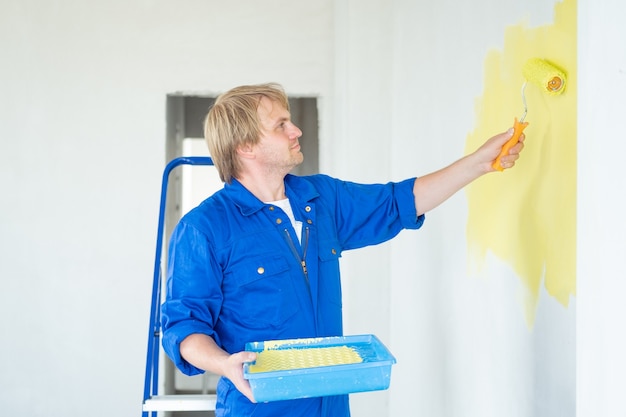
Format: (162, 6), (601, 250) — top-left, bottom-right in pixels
(243, 334), (396, 402)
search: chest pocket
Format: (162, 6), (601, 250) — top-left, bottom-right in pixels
(224, 254), (299, 328)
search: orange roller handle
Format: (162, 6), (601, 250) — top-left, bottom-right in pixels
(492, 117), (528, 171)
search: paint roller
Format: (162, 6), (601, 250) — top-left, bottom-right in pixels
(492, 58), (567, 171)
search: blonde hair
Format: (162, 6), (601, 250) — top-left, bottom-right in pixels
(204, 83), (290, 183)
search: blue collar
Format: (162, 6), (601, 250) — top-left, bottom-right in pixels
(224, 175), (320, 216)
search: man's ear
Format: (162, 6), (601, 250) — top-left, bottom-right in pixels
(236, 143), (255, 160)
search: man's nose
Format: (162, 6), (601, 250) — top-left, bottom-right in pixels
(289, 123), (303, 139)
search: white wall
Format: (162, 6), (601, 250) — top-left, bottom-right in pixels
(0, 2), (333, 416)
(1, 1), (624, 416)
(577, 0), (626, 415)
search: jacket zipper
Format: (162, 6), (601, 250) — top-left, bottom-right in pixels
(284, 226), (310, 283)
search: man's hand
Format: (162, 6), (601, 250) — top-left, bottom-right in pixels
(180, 334), (258, 402)
(223, 351), (258, 403)
(479, 128), (526, 172)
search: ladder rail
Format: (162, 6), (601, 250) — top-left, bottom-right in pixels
(142, 156), (215, 417)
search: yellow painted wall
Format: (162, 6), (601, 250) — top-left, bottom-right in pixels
(465, 0), (577, 324)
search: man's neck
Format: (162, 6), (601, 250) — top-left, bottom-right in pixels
(236, 172), (287, 202)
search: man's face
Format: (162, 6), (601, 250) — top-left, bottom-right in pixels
(255, 96), (304, 172)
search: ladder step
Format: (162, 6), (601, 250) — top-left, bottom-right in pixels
(143, 394), (217, 411)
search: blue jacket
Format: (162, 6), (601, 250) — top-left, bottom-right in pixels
(161, 174), (424, 416)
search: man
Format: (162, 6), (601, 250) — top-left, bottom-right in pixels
(161, 83), (524, 416)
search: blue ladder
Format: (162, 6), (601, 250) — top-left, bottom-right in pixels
(142, 156), (217, 416)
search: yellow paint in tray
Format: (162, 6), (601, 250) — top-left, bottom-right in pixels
(247, 345), (363, 374)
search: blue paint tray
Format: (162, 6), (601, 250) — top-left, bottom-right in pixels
(243, 334), (396, 402)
